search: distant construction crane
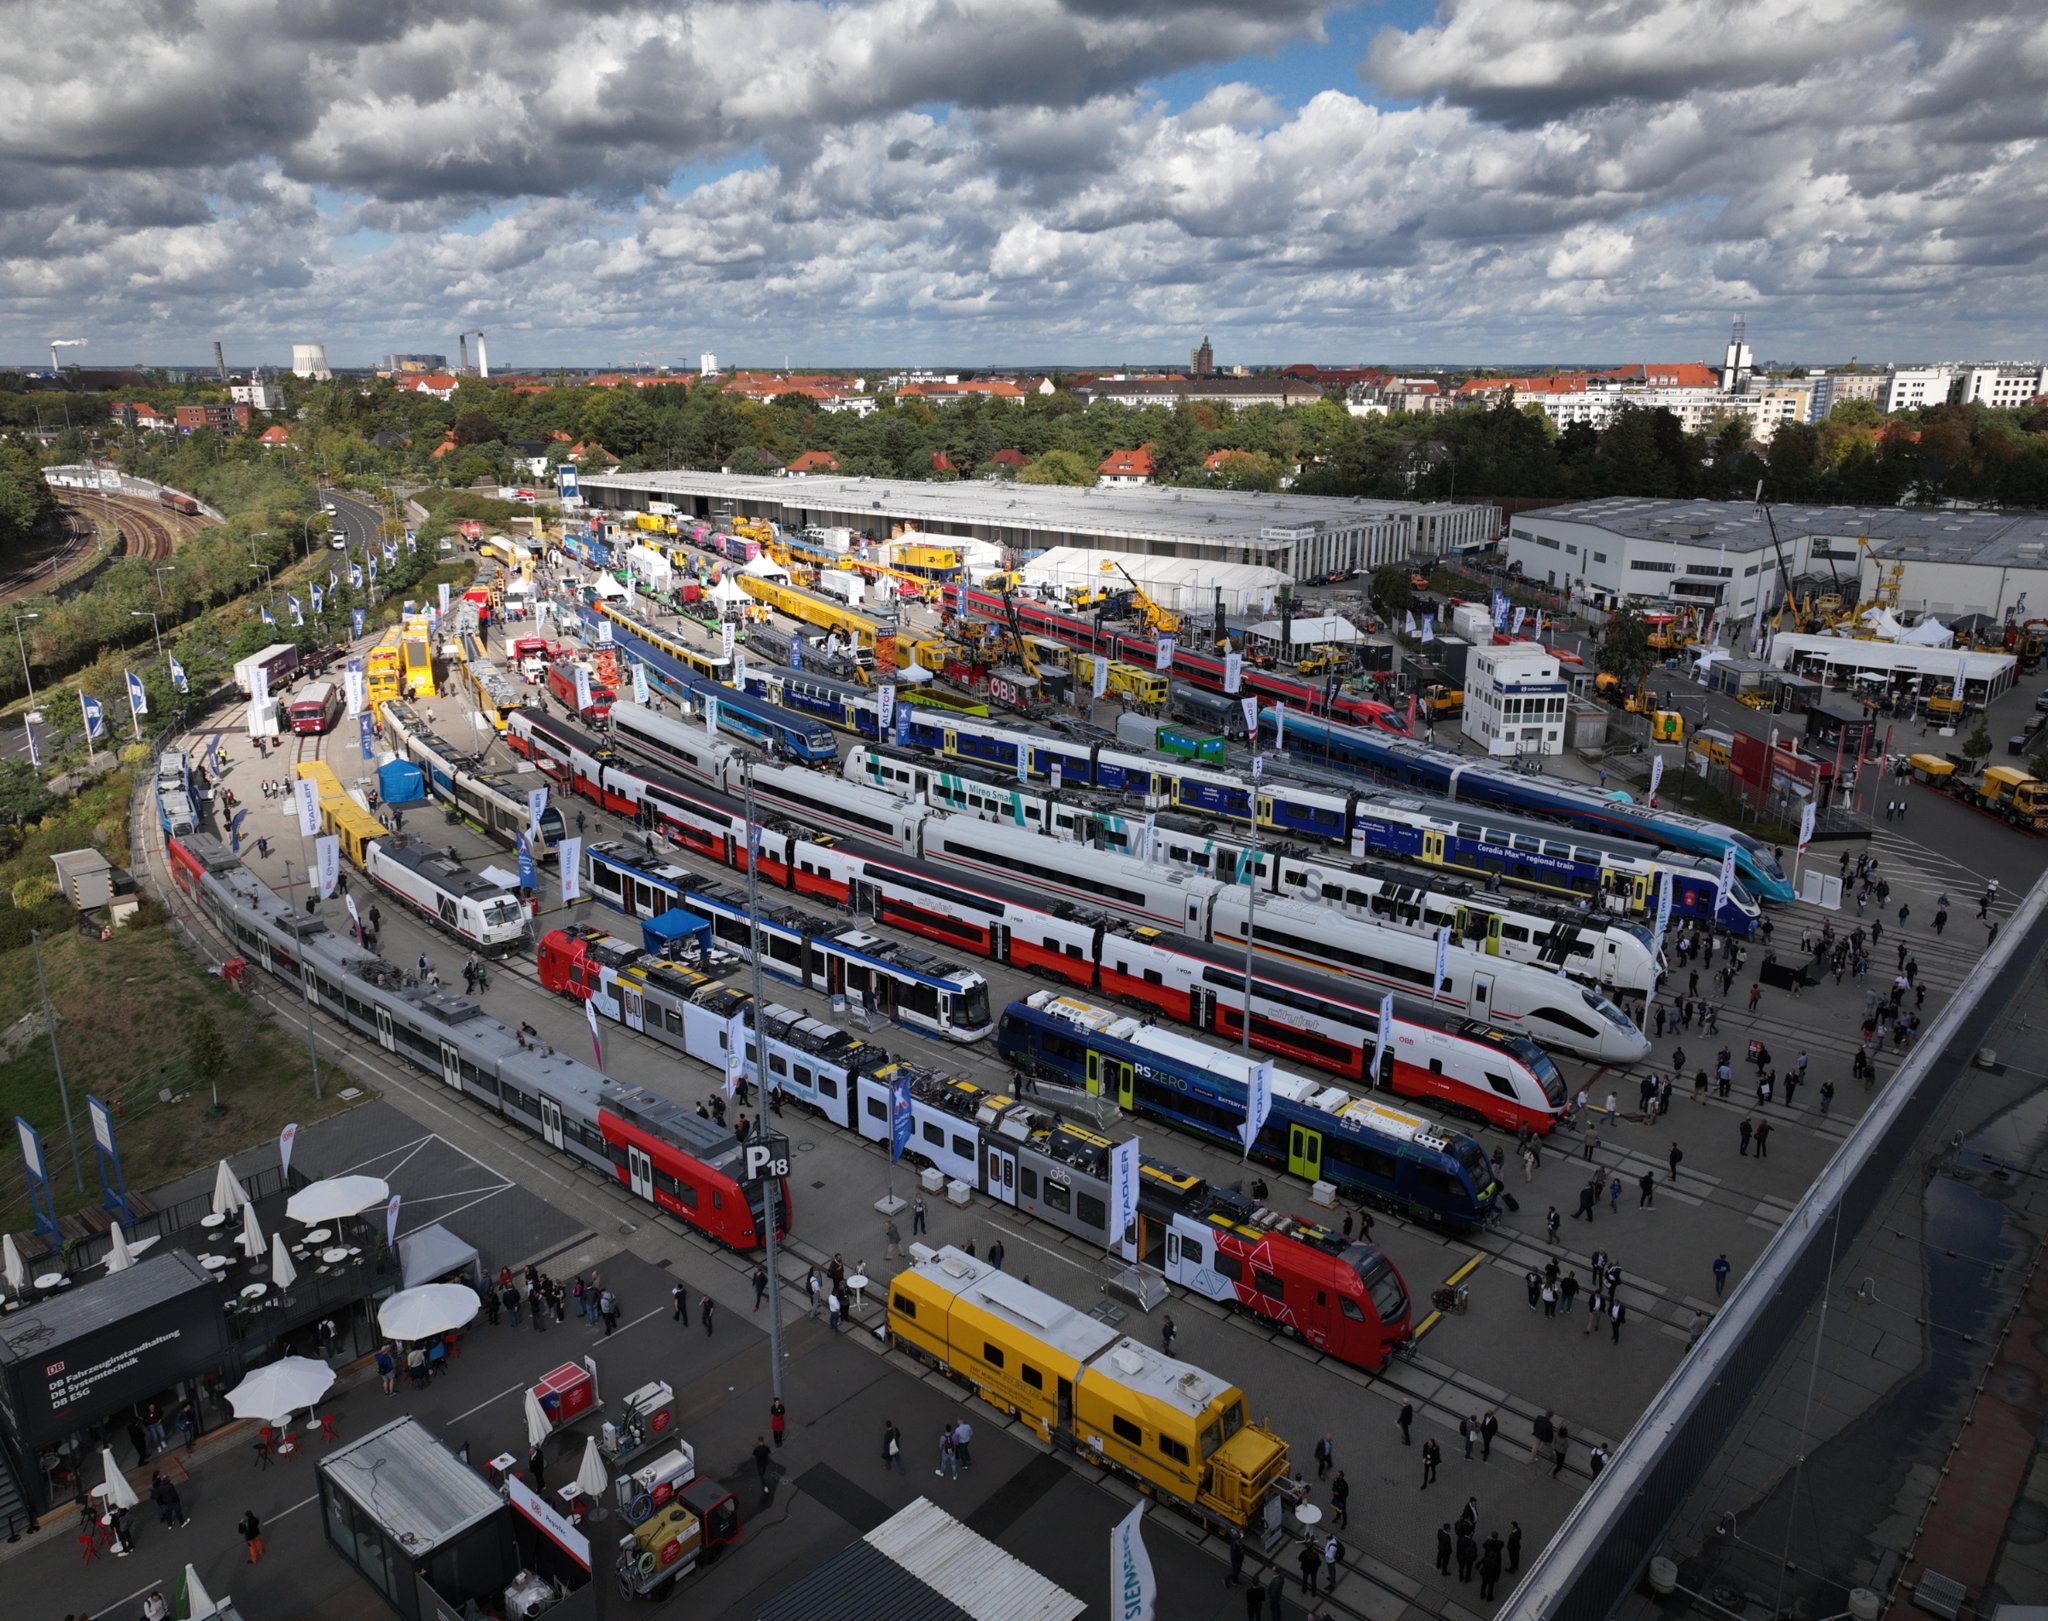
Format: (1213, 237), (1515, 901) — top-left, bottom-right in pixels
(48, 337), (86, 372)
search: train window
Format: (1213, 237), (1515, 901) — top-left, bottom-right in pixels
(921, 1121), (944, 1146)
(1019, 1168), (1037, 1199)
(1112, 1416), (1143, 1446)
(769, 1055), (788, 1077)
(892, 1293), (915, 1319)
(1143, 969), (1163, 985)
(664, 1008), (682, 1033)
(1022, 1365), (1044, 1390)
(1532, 1005), (1598, 1039)
(865, 1097), (887, 1121)
(953, 1135), (973, 1159)
(1428, 1059), (1444, 1075)
(1077, 1193), (1105, 1229)
(1043, 1181), (1071, 1214)
(1213, 1252), (1242, 1282)
(1159, 1435), (1190, 1465)
(983, 1343), (1005, 1370)
(819, 1074), (840, 1100)
(1339, 1296), (1365, 1321)
(1485, 1072), (1517, 1097)
(1254, 1270), (1282, 1299)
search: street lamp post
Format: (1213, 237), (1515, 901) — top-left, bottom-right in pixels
(250, 563), (273, 601)
(130, 610), (163, 658)
(154, 564), (175, 602)
(13, 611), (39, 709)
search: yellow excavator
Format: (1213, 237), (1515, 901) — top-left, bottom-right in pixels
(1110, 563), (1180, 637)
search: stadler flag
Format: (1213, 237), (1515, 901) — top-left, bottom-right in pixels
(1110, 1503), (1157, 1621)
(315, 834), (340, 899)
(704, 695), (719, 738)
(1798, 800), (1817, 852)
(1717, 841), (1737, 909)
(1154, 634), (1175, 672)
(585, 999), (604, 1069)
(526, 787), (548, 838)
(295, 776), (321, 838)
(1369, 991), (1395, 1085)
(733, 650), (748, 690)
(125, 670), (148, 717)
(1107, 1135), (1141, 1253)
(169, 655), (188, 693)
(1224, 651), (1243, 694)
(573, 665), (592, 714)
(1953, 654), (1969, 698)
(559, 837), (583, 904)
(1432, 922), (1451, 1000)
(876, 683), (896, 733)
(1240, 1060), (1274, 1159)
(1240, 697), (1258, 739)
(438, 582), (450, 619)
(721, 621), (736, 658)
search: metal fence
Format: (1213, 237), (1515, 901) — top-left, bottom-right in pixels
(1502, 873), (2048, 1619)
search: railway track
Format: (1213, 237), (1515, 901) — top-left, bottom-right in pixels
(0, 507), (101, 605)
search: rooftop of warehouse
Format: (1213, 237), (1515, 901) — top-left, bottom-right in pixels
(578, 468), (1488, 545)
(1521, 497), (2048, 562)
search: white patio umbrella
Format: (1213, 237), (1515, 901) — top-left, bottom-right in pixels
(2, 1233), (27, 1293)
(104, 1225), (135, 1273)
(210, 1159), (250, 1218)
(378, 1283), (480, 1342)
(180, 1561), (220, 1619)
(226, 1356), (334, 1422)
(98, 1445), (139, 1509)
(239, 1201), (265, 1261)
(575, 1434), (608, 1501)
(285, 1175), (389, 1225)
(269, 1232), (298, 1298)
(524, 1389), (552, 1450)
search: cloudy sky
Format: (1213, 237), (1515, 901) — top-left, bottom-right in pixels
(5, 0), (2044, 369)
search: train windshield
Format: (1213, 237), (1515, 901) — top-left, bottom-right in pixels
(1582, 988), (1637, 1033)
(1731, 830), (1787, 883)
(1615, 919), (1656, 949)
(1351, 1249), (1409, 1324)
(481, 897), (524, 929)
(1504, 1036), (1568, 1106)
(1728, 879), (1762, 916)
(1449, 1137), (1493, 1188)
(954, 984), (993, 1035)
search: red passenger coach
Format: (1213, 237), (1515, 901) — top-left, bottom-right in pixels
(596, 1095), (790, 1249)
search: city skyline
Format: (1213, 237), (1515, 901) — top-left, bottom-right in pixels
(5, 0), (2044, 366)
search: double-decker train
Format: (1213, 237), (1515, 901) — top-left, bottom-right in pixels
(890, 1247), (1292, 1535)
(997, 992), (1502, 1231)
(502, 705), (1569, 1132)
(379, 700), (566, 856)
(163, 830), (788, 1250)
(538, 924), (1416, 1367)
(1261, 708), (1797, 903)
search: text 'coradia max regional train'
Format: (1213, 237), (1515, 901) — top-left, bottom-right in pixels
(891, 1246), (1291, 1535)
(503, 705), (1569, 1132)
(164, 830), (789, 1251)
(536, 924), (1416, 1370)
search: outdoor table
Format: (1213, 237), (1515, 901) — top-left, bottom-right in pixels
(241, 1283), (268, 1301)
(34, 1273), (62, 1290)
(1295, 1504), (1323, 1528)
(322, 1248), (350, 1264)
(304, 1228), (333, 1244)
(847, 1274), (870, 1311)
(200, 1213), (227, 1230)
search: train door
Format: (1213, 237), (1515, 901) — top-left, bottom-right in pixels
(1421, 829), (1446, 866)
(991, 922), (1010, 964)
(438, 1041), (462, 1091)
(627, 1144), (654, 1200)
(1454, 907), (1501, 953)
(985, 1143), (1018, 1207)
(1084, 1054), (1134, 1108)
(852, 877), (881, 919)
(1470, 973), (1493, 1017)
(374, 1007), (395, 1053)
(1114, 1060), (1135, 1110)
(621, 984), (645, 1034)
(1056, 1377), (1075, 1435)
(539, 1096), (565, 1151)
(1288, 1123), (1323, 1182)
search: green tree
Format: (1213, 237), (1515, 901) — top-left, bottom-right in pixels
(1019, 449), (1097, 486)
(451, 409), (505, 447)
(1597, 606), (1655, 687)
(1960, 714), (1993, 763)
(1371, 566), (1414, 615)
(0, 758), (53, 827)
(188, 1006), (230, 1114)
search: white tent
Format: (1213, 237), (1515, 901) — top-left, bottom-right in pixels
(1898, 617), (1955, 647)
(1242, 613), (1363, 645)
(708, 577), (750, 605)
(1017, 545), (1290, 616)
(741, 553), (791, 581)
(397, 1222), (482, 1288)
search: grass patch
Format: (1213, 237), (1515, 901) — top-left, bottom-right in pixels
(0, 923), (358, 1223)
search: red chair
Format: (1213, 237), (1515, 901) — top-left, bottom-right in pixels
(443, 1331), (460, 1361)
(276, 1429), (298, 1457)
(319, 1414), (339, 1446)
(77, 1532), (98, 1564)
(258, 1425), (273, 1448)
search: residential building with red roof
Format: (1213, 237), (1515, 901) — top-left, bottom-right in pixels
(257, 425), (291, 449)
(395, 373), (460, 400)
(788, 450), (841, 475)
(1097, 447), (1156, 487)
(897, 380), (1026, 405)
(989, 448), (1028, 468)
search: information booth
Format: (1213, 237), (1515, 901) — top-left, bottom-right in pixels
(319, 1416), (595, 1621)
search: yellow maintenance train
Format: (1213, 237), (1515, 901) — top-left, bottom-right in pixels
(888, 1246), (1290, 1533)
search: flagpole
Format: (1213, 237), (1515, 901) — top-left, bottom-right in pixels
(282, 858), (325, 1103)
(742, 763), (785, 1403)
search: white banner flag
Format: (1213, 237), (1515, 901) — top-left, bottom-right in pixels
(1717, 841), (1737, 909)
(526, 787), (548, 837)
(877, 683), (897, 733)
(249, 663), (270, 712)
(1534, 609), (1545, 643)
(438, 582), (450, 619)
(343, 664), (365, 716)
(1273, 701), (1286, 753)
(573, 665), (592, 714)
(1154, 634), (1175, 672)
(721, 621), (736, 658)
(724, 1009), (748, 1093)
(1421, 613), (1435, 643)
(1251, 753), (1264, 780)
(1369, 991), (1394, 1087)
(279, 1122), (298, 1180)
(1649, 754), (1665, 801)
(1140, 811), (1157, 863)
(1110, 1504), (1157, 1621)
(1953, 654), (1968, 698)
(1092, 656), (1109, 701)
(1797, 801), (1817, 852)
(559, 836), (582, 903)
(705, 695), (719, 738)
(1432, 922), (1450, 1000)
(1107, 1136), (1140, 1252)
(585, 999), (604, 1071)
(733, 649), (747, 690)
(1510, 605), (1527, 636)
(1240, 1060), (1273, 1159)
(1240, 697), (1258, 738)
(1224, 651), (1243, 694)
(315, 834), (340, 898)
(295, 776), (321, 838)
(1655, 869), (1674, 942)
(631, 660), (649, 704)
